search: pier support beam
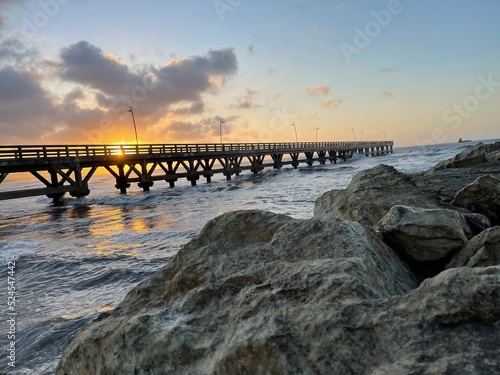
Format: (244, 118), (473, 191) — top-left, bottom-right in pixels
(115, 165), (131, 194)
(46, 169), (65, 203)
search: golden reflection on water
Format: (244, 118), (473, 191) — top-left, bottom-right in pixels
(89, 207), (125, 239)
(85, 206), (155, 257)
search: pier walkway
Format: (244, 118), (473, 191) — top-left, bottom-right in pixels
(0, 141), (393, 202)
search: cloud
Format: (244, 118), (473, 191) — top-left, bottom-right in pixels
(247, 44), (255, 55)
(379, 67), (398, 74)
(233, 88), (260, 109)
(0, 38), (239, 143)
(59, 41), (135, 95)
(58, 42), (238, 115)
(306, 85), (330, 96)
(271, 92), (282, 100)
(380, 91), (394, 98)
(320, 99), (342, 109)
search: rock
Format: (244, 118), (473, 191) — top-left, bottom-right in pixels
(447, 226), (500, 268)
(57, 210), (418, 375)
(314, 164), (442, 226)
(412, 143), (500, 202)
(486, 150), (500, 161)
(451, 175), (500, 225)
(370, 266), (500, 374)
(432, 143), (487, 170)
(460, 212), (491, 237)
(377, 205), (468, 263)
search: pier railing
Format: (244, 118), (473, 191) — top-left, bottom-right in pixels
(0, 141), (393, 160)
(0, 141), (393, 202)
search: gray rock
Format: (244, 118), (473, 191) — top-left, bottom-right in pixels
(412, 142), (500, 202)
(486, 150), (500, 161)
(447, 226), (500, 268)
(57, 210), (418, 375)
(314, 164), (442, 226)
(370, 266), (500, 374)
(461, 212), (491, 237)
(432, 142), (488, 170)
(378, 205), (469, 262)
(451, 175), (500, 225)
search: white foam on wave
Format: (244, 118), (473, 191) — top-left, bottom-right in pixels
(0, 240), (40, 265)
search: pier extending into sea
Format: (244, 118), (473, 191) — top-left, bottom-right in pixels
(0, 141), (393, 202)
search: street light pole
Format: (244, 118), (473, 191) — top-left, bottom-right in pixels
(361, 130), (364, 142)
(127, 106), (138, 145)
(383, 130), (387, 141)
(291, 122), (298, 142)
(316, 127), (319, 142)
(219, 119), (225, 144)
(351, 128), (356, 142)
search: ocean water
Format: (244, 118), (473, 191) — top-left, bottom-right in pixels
(0, 140), (491, 374)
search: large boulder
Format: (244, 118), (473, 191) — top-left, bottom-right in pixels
(377, 205), (469, 263)
(451, 175), (500, 225)
(447, 226), (500, 269)
(370, 266), (500, 374)
(412, 142), (500, 202)
(314, 164), (442, 226)
(57, 210), (418, 375)
(432, 143), (489, 170)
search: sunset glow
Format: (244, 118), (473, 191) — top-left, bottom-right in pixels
(1, 1), (499, 147)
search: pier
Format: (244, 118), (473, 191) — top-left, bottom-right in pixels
(0, 141), (393, 202)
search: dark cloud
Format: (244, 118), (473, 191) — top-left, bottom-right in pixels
(58, 41), (238, 122)
(0, 38), (238, 143)
(59, 41), (137, 94)
(0, 36), (39, 66)
(0, 67), (59, 142)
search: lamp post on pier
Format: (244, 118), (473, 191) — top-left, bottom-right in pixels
(383, 130), (387, 141)
(351, 128), (356, 142)
(127, 106), (139, 145)
(361, 130), (364, 142)
(316, 127), (320, 142)
(219, 118), (225, 144)
(291, 122), (298, 143)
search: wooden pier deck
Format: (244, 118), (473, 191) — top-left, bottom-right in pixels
(0, 141), (393, 202)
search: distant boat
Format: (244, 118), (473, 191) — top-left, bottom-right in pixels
(458, 138), (471, 143)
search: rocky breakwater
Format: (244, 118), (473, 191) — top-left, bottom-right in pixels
(58, 143), (500, 374)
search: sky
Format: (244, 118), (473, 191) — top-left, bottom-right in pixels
(0, 0), (499, 147)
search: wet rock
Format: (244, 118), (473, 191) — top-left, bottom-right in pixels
(461, 212), (491, 237)
(314, 164), (442, 226)
(57, 210), (418, 375)
(432, 142), (488, 170)
(487, 150), (500, 161)
(451, 175), (500, 225)
(447, 226), (500, 268)
(377, 205), (468, 262)
(412, 143), (500, 202)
